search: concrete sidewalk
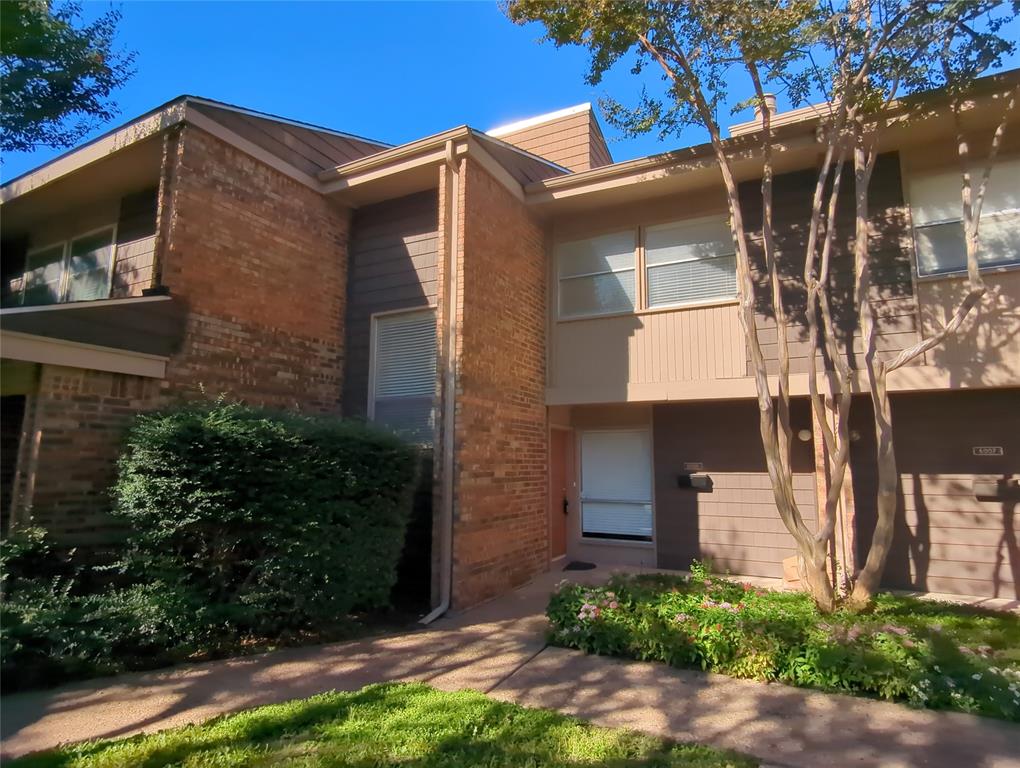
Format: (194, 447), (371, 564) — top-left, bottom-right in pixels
(2, 568), (1018, 767)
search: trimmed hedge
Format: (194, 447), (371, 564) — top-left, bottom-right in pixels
(1, 402), (420, 690)
(114, 402), (420, 633)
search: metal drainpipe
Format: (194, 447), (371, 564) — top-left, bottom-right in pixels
(420, 140), (460, 625)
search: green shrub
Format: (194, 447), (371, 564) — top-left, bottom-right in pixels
(112, 402), (420, 635)
(1, 402), (420, 691)
(548, 571), (1020, 720)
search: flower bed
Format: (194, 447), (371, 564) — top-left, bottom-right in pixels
(547, 568), (1020, 720)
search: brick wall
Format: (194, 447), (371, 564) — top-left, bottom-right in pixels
(450, 158), (549, 608)
(9, 365), (161, 543)
(161, 126), (350, 411)
(8, 126), (352, 540)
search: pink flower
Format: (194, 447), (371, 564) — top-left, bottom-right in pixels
(608, 601), (619, 610)
(703, 579), (713, 586)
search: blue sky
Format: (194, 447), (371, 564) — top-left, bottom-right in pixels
(3, 1), (1019, 181)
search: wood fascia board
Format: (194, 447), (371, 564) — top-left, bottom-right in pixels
(0, 294), (172, 317)
(545, 365), (1020, 405)
(183, 105), (322, 191)
(0, 102), (187, 203)
(526, 134), (819, 204)
(320, 147), (450, 195)
(462, 136), (526, 203)
(0, 330), (168, 379)
(318, 127), (471, 182)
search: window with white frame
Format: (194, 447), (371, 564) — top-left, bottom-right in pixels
(645, 216), (737, 307)
(909, 157), (1020, 277)
(556, 231), (636, 319)
(21, 227), (116, 306)
(579, 429), (653, 541)
(370, 308), (437, 445)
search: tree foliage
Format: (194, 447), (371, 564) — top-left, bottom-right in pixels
(506, 0), (1017, 611)
(0, 0), (136, 153)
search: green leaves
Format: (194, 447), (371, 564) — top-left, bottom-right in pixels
(1, 0), (136, 152)
(112, 402), (420, 634)
(547, 572), (1020, 720)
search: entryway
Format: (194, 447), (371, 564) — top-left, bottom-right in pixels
(549, 428), (572, 560)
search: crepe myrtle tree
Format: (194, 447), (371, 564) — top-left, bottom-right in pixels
(505, 0), (1017, 611)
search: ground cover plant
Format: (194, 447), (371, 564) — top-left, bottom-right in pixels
(7, 682), (756, 768)
(1, 401), (420, 691)
(548, 565), (1020, 721)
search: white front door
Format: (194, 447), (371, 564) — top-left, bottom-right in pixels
(579, 429), (653, 542)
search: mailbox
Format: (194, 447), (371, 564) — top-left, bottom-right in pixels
(677, 473), (713, 491)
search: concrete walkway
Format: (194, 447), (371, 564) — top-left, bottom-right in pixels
(2, 568), (1018, 767)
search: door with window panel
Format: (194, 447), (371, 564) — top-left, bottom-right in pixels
(579, 429), (653, 541)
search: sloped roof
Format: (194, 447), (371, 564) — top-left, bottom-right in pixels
(187, 98), (390, 176)
(471, 132), (570, 185)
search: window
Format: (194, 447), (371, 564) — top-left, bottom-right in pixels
(645, 216), (736, 307)
(21, 227), (116, 306)
(557, 231), (636, 318)
(579, 429), (653, 541)
(370, 308), (437, 445)
(910, 157), (1020, 277)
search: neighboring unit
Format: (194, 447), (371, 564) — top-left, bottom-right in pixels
(2, 79), (1017, 607)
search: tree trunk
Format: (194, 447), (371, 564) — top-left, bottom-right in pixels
(846, 373), (898, 610)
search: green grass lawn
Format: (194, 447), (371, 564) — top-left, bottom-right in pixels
(8, 683), (755, 768)
(548, 571), (1020, 720)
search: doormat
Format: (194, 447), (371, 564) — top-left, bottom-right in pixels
(563, 561), (597, 571)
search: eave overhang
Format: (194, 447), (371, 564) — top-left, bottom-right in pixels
(0, 295), (187, 379)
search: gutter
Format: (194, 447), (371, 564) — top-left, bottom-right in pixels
(420, 139), (460, 625)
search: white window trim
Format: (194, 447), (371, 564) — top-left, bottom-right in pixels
(556, 230), (638, 321)
(578, 427), (655, 543)
(367, 306), (438, 445)
(912, 207), (1020, 280)
(643, 215), (737, 310)
(21, 224), (118, 306)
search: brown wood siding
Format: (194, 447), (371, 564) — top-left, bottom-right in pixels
(852, 389), (1020, 598)
(112, 188), (158, 298)
(587, 111), (613, 168)
(343, 190), (439, 418)
(654, 399), (817, 578)
(498, 111), (600, 172)
(740, 152), (919, 375)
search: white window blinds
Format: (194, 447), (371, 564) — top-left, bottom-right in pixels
(21, 227), (116, 306)
(909, 158), (1020, 277)
(372, 309), (437, 445)
(579, 429), (653, 541)
(557, 231), (636, 318)
(645, 216), (736, 307)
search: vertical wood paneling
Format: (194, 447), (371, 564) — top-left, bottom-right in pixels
(551, 303), (745, 398)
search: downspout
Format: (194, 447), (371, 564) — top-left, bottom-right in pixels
(420, 140), (460, 625)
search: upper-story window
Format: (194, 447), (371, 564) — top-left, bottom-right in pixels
(21, 227), (116, 306)
(556, 231), (636, 319)
(370, 308), (437, 445)
(555, 216), (737, 319)
(909, 157), (1020, 277)
(645, 216), (736, 308)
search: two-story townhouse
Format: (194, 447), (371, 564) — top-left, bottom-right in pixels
(1, 72), (1017, 613)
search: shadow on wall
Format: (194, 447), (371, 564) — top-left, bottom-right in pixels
(737, 153), (918, 377)
(920, 267), (1020, 389)
(653, 399), (817, 580)
(853, 389), (1020, 599)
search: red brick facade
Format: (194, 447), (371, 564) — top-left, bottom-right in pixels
(8, 127), (350, 540)
(450, 159), (549, 608)
(161, 126), (350, 411)
(9, 366), (161, 543)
